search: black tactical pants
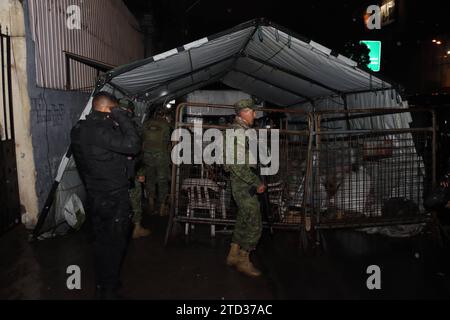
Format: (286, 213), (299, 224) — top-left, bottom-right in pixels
(88, 189), (132, 290)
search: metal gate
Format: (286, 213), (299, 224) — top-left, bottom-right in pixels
(0, 26), (20, 235)
(165, 102), (312, 243)
(164, 103), (437, 247)
(302, 108), (437, 250)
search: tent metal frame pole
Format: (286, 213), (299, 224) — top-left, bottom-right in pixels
(31, 182), (59, 241)
(344, 86), (396, 95)
(342, 94), (351, 130)
(187, 50), (195, 84)
(229, 21), (260, 70)
(108, 81), (130, 97)
(286, 100), (313, 108)
(245, 54), (342, 95)
(239, 24), (259, 55)
(232, 68), (312, 103)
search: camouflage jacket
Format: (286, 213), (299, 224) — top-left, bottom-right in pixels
(142, 118), (172, 152)
(225, 117), (261, 188)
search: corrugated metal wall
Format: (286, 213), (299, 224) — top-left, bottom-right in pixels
(28, 0), (144, 91)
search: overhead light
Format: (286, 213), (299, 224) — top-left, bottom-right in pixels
(169, 100), (176, 105)
(436, 41), (442, 45)
(432, 39), (437, 43)
(166, 103), (172, 109)
(447, 50), (450, 54)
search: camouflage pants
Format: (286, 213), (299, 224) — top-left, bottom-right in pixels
(130, 180), (143, 224)
(231, 178), (262, 251)
(143, 152), (170, 204)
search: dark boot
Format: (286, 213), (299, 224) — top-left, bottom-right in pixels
(159, 203), (168, 216)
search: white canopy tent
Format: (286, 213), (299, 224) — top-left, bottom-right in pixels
(104, 19), (396, 107)
(33, 18), (414, 239)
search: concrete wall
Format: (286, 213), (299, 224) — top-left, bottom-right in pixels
(0, 0), (39, 226)
(28, 91), (89, 211)
(2, 0), (146, 226)
(23, 0), (90, 214)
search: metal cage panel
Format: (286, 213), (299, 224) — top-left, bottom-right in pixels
(165, 104), (436, 243)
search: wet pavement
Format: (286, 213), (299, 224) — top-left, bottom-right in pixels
(1, 215), (450, 300)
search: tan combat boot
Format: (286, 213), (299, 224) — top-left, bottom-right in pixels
(159, 203), (168, 216)
(236, 250), (262, 277)
(132, 223), (151, 239)
(226, 243), (241, 267)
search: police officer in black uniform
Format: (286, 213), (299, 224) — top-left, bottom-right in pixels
(70, 91), (141, 299)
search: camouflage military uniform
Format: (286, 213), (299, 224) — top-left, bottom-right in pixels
(118, 98), (146, 225)
(142, 116), (172, 209)
(130, 165), (145, 224)
(226, 102), (262, 252)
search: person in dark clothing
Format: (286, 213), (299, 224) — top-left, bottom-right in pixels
(118, 98), (151, 238)
(70, 91), (141, 299)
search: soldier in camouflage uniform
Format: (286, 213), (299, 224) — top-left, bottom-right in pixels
(142, 109), (172, 215)
(119, 98), (151, 239)
(225, 99), (266, 278)
(130, 162), (151, 238)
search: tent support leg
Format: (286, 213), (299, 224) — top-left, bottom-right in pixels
(30, 181), (60, 241)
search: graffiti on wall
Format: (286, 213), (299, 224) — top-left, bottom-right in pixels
(31, 96), (67, 127)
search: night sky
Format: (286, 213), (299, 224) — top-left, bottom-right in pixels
(124, 0), (449, 53)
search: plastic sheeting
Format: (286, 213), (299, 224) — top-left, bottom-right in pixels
(335, 167), (372, 215)
(39, 157), (86, 239)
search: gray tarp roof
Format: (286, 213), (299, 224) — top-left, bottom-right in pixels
(101, 18), (395, 107)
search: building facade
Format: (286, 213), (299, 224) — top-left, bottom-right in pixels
(0, 0), (145, 226)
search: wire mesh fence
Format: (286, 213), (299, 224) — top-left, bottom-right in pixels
(310, 109), (435, 231)
(170, 103), (310, 236)
(166, 104), (436, 242)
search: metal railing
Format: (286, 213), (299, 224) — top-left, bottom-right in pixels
(164, 103), (437, 247)
(307, 108), (436, 233)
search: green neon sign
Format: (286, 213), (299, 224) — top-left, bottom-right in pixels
(360, 40), (382, 72)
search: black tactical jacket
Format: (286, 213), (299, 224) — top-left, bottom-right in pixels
(70, 109), (141, 194)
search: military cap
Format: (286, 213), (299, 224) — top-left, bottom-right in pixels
(119, 98), (135, 111)
(234, 99), (256, 114)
